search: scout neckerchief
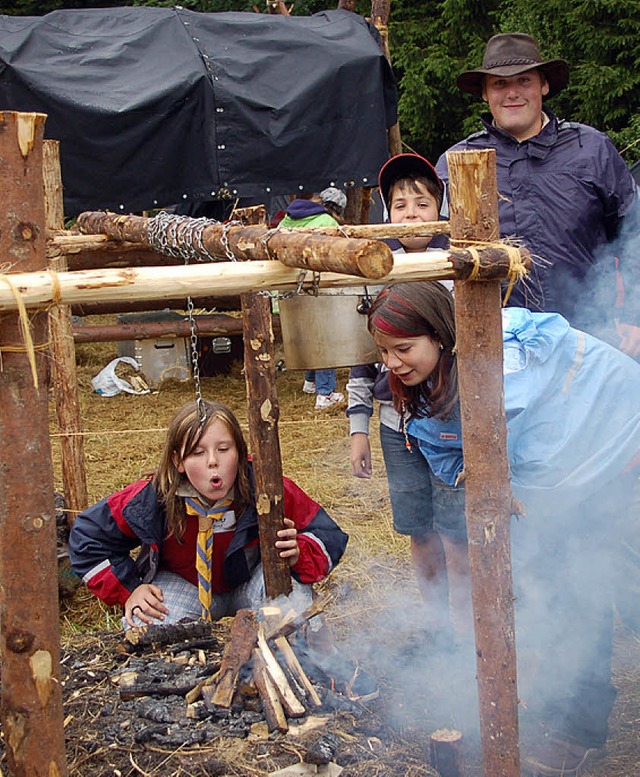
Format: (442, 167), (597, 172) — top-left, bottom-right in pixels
(184, 496), (234, 621)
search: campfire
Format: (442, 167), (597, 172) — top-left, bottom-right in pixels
(107, 593), (378, 765)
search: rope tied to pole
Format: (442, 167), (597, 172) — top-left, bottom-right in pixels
(0, 273), (40, 389)
(449, 238), (529, 305)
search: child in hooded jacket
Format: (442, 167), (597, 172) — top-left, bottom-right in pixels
(367, 279), (640, 770)
(69, 400), (348, 628)
(347, 154), (462, 638)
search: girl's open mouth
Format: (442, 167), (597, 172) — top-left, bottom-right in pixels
(210, 476), (223, 488)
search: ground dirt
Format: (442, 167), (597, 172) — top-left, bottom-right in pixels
(5, 331), (639, 776)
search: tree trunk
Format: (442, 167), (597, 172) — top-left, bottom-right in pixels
(371, 0), (402, 156)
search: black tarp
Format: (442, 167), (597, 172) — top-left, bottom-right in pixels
(0, 7), (397, 216)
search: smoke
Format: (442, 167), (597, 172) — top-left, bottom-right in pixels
(325, 467), (639, 752)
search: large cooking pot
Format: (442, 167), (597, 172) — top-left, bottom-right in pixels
(278, 286), (381, 369)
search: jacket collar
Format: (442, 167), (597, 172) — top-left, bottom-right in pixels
(479, 110), (559, 159)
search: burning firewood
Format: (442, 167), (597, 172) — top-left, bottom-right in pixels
(208, 609), (259, 708)
(256, 626), (306, 718)
(252, 647), (289, 733)
(273, 635), (322, 707)
(264, 592), (333, 640)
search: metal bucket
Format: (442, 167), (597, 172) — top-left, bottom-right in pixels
(278, 286), (381, 370)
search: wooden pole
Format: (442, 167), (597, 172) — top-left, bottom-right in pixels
(75, 211), (394, 280)
(0, 111), (68, 776)
(51, 221), (452, 272)
(44, 140), (88, 522)
(242, 292), (292, 599)
(371, 0), (402, 156)
(429, 729), (466, 777)
(0, 247), (529, 314)
(447, 148), (520, 777)
(71, 313), (264, 343)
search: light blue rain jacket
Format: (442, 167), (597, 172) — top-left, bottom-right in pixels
(407, 308), (640, 510)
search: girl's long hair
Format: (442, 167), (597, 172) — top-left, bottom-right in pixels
(367, 282), (458, 419)
(153, 400), (251, 539)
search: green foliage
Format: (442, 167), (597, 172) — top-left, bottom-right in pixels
(496, 0), (640, 162)
(389, 0), (640, 163)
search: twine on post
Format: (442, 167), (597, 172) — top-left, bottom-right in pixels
(0, 273), (40, 389)
(450, 238), (529, 305)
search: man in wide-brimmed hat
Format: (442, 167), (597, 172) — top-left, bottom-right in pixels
(435, 33), (640, 355)
(437, 31), (640, 777)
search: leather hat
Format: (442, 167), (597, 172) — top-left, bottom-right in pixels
(457, 33), (569, 98)
(378, 153), (443, 210)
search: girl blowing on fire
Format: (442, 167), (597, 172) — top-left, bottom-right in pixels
(69, 400), (348, 629)
(367, 281), (640, 774)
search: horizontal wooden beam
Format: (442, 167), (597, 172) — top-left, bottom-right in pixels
(71, 313), (260, 343)
(0, 246), (529, 313)
(75, 211), (394, 280)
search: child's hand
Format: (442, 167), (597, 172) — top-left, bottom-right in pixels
(276, 518), (300, 567)
(350, 432), (372, 478)
(124, 583), (169, 628)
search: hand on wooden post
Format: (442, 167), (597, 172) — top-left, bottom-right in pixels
(275, 518), (300, 567)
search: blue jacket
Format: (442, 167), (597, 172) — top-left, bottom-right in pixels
(408, 308), (640, 512)
(435, 114), (640, 332)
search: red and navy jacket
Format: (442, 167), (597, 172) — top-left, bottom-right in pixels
(69, 466), (348, 607)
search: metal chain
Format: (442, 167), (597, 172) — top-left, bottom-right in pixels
(147, 212), (222, 262)
(186, 294), (206, 425)
(220, 220), (242, 262)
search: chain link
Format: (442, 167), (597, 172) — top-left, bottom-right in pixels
(185, 295), (206, 426)
(220, 220), (242, 262)
(147, 212), (222, 262)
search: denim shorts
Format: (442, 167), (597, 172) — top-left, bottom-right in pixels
(379, 422), (466, 539)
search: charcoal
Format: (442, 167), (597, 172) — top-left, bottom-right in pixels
(320, 688), (364, 718)
(134, 723), (170, 743)
(134, 698), (178, 723)
(305, 731), (340, 764)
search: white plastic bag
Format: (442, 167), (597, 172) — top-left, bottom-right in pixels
(91, 357), (150, 397)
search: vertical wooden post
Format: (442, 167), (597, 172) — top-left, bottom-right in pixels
(241, 291), (292, 599)
(447, 148), (520, 777)
(371, 0), (402, 157)
(44, 140), (89, 522)
(0, 112), (68, 775)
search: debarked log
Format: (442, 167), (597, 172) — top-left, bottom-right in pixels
(256, 627), (306, 718)
(282, 221), (451, 239)
(76, 211), (394, 280)
(0, 248), (531, 313)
